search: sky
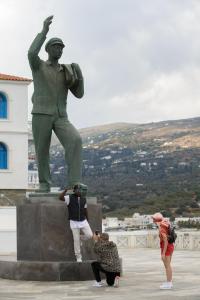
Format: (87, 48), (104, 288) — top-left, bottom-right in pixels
(0, 0), (200, 129)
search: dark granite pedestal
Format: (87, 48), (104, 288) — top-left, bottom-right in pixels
(0, 194), (102, 281)
(0, 258), (95, 281)
(17, 200), (101, 261)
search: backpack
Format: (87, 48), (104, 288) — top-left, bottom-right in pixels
(168, 225), (177, 244)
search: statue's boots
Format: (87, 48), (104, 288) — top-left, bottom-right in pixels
(35, 184), (50, 193)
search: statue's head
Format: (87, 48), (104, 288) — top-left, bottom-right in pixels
(45, 37), (65, 60)
(73, 183), (88, 197)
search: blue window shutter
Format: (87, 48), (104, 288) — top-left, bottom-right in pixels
(0, 93), (7, 118)
(0, 143), (7, 169)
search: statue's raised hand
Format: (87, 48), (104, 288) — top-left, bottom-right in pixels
(43, 15), (53, 33)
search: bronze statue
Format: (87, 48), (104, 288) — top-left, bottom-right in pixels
(28, 16), (84, 192)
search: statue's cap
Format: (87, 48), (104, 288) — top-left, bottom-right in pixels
(45, 37), (65, 52)
(73, 183), (88, 191)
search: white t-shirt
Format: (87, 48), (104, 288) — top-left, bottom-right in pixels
(64, 195), (88, 229)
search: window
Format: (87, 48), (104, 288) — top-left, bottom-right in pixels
(0, 143), (7, 169)
(0, 92), (7, 118)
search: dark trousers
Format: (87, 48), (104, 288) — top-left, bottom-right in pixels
(91, 261), (120, 286)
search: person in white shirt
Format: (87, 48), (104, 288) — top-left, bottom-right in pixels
(59, 184), (93, 262)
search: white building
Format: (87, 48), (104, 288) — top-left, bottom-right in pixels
(103, 214), (154, 231)
(0, 73), (31, 190)
(28, 170), (39, 188)
(131, 213), (153, 228)
(124, 217), (134, 226)
(104, 217), (121, 228)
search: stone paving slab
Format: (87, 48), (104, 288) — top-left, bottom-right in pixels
(0, 248), (200, 299)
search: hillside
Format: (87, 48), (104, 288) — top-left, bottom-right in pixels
(29, 117), (200, 218)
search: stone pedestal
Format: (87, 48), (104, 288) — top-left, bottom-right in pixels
(0, 259), (96, 281)
(0, 193), (102, 281)
(17, 200), (101, 261)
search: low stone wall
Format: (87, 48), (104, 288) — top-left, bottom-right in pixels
(109, 230), (200, 250)
(0, 207), (16, 254)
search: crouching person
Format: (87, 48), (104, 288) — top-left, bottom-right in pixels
(91, 232), (121, 287)
(59, 184), (93, 262)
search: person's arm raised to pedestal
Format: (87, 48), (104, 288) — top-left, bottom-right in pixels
(83, 198), (89, 221)
(59, 189), (68, 201)
(28, 15), (53, 70)
(84, 207), (89, 221)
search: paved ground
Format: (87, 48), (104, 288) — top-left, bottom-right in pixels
(0, 248), (200, 300)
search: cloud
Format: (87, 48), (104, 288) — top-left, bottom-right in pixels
(0, 0), (200, 128)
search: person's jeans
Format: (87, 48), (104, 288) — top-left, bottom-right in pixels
(91, 261), (120, 286)
(71, 224), (93, 258)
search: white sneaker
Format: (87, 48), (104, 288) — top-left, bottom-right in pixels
(76, 256), (82, 262)
(93, 281), (104, 287)
(160, 282), (173, 289)
(114, 276), (120, 288)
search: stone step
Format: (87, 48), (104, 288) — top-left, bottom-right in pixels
(0, 258), (95, 281)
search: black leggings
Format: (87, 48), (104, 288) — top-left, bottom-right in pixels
(91, 261), (120, 286)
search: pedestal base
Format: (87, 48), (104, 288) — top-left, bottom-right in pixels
(4, 194), (103, 281)
(0, 257), (95, 281)
(17, 201), (102, 261)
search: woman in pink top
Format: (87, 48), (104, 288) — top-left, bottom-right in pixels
(152, 212), (174, 289)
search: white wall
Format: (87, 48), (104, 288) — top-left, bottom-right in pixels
(1, 207), (200, 255)
(0, 81), (29, 189)
(0, 207), (16, 254)
(109, 230), (200, 251)
(0, 81), (28, 131)
(0, 133), (28, 188)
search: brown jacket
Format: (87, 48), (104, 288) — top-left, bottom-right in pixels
(94, 240), (121, 272)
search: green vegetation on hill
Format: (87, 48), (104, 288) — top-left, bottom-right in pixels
(29, 117), (200, 218)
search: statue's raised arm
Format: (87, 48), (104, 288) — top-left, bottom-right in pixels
(28, 15), (54, 70)
(43, 15), (53, 35)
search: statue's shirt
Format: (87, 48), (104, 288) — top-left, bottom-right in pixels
(31, 58), (68, 117)
(28, 31), (84, 117)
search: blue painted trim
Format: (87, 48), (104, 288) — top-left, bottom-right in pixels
(0, 143), (7, 169)
(0, 93), (7, 118)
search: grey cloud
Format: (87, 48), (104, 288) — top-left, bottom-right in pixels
(0, 0), (200, 128)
